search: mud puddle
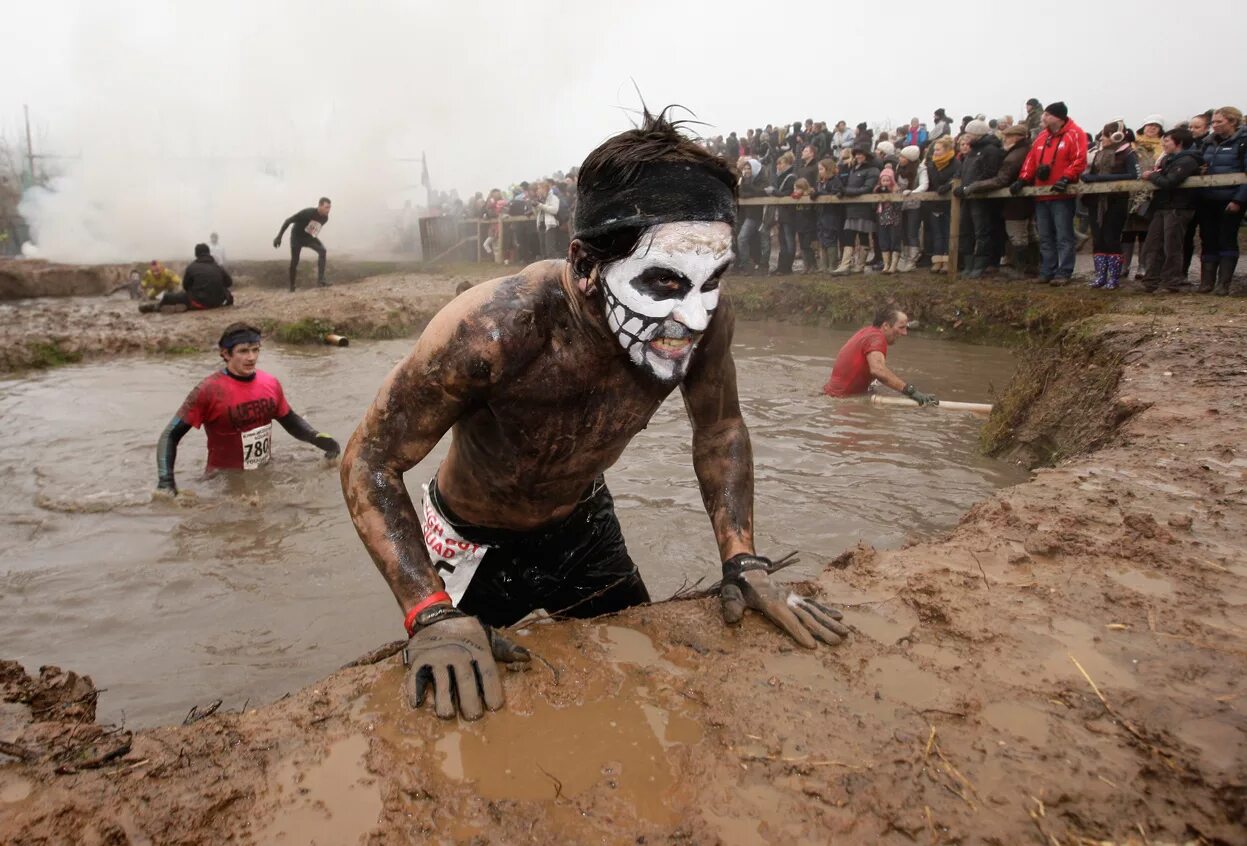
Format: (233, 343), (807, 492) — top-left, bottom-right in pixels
(260, 734), (381, 846)
(0, 322), (1021, 726)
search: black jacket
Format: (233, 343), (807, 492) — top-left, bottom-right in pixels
(965, 136), (1033, 220)
(959, 134), (1005, 190)
(1148, 149), (1203, 211)
(738, 171), (767, 222)
(925, 157), (961, 198)
(772, 167), (797, 223)
(841, 154), (882, 222)
(182, 256), (233, 308)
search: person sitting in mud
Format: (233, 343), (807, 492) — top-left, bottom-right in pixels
(822, 307), (938, 405)
(139, 244), (234, 313)
(273, 197), (331, 291)
(139, 260), (180, 300)
(155, 323), (341, 495)
(341, 109), (850, 722)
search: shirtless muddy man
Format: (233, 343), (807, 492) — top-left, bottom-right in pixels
(342, 112), (848, 720)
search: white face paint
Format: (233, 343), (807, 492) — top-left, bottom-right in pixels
(598, 221), (734, 383)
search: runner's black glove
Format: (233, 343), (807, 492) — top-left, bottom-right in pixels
(313, 433), (340, 459)
(719, 554), (849, 648)
(903, 383), (939, 406)
(272, 236), (282, 248)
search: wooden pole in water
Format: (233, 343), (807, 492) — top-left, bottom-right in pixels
(870, 395), (992, 414)
(947, 178), (961, 280)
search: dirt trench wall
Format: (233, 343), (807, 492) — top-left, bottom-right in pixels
(0, 260), (133, 300)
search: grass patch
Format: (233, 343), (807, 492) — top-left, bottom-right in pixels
(26, 341), (83, 369)
(270, 317), (336, 345)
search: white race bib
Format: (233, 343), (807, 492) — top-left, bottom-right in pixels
(420, 483), (490, 604)
(241, 423), (272, 470)
(304, 220), (322, 238)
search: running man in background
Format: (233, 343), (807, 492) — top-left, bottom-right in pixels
(156, 323), (340, 494)
(823, 307), (938, 405)
(274, 197), (331, 291)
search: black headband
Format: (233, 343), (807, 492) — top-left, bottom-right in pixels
(573, 162), (736, 241)
(220, 329), (261, 350)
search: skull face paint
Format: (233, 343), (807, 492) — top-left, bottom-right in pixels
(598, 221), (734, 382)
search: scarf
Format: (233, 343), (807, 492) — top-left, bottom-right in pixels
(932, 149), (955, 170)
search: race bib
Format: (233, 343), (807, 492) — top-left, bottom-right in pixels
(241, 423), (272, 470)
(420, 483), (490, 604)
(304, 220), (322, 238)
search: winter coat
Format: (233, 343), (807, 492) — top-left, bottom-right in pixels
(815, 176), (845, 225)
(964, 136), (1033, 220)
(841, 154), (882, 222)
(738, 170), (767, 222)
(181, 256), (233, 308)
(925, 156), (961, 197)
(904, 127), (929, 148)
(1080, 143), (1140, 217)
(772, 167), (797, 224)
(1147, 149), (1203, 211)
(797, 158), (820, 186)
(1200, 127), (1247, 205)
(1025, 108), (1043, 139)
(1019, 118), (1087, 201)
(959, 134), (1005, 191)
(898, 158), (930, 210)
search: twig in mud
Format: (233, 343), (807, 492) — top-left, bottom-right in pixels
(1027, 796), (1059, 846)
(670, 686), (709, 707)
(341, 639), (407, 669)
(0, 740), (38, 761)
(970, 552), (990, 589)
(530, 652), (561, 686)
(183, 700), (223, 725)
(518, 574), (632, 625)
(839, 593), (900, 609)
(1067, 653), (1183, 772)
(666, 574), (708, 601)
(54, 730), (134, 774)
(535, 763), (563, 799)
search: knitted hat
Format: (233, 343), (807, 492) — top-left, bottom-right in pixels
(876, 140), (896, 156)
(900, 145), (921, 162)
(964, 119), (991, 137)
(1140, 114), (1166, 131)
(1044, 101), (1069, 120)
(1026, 97), (1041, 108)
(878, 166), (897, 190)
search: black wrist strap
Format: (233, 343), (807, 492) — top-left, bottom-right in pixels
(413, 604), (466, 632)
(722, 554), (772, 582)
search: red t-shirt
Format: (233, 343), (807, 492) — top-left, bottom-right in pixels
(177, 370), (291, 471)
(823, 327), (888, 397)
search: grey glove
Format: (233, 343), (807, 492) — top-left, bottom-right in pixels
(903, 383), (939, 406)
(403, 609), (514, 720)
(719, 554), (849, 648)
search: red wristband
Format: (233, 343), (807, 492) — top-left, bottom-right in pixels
(404, 591), (452, 636)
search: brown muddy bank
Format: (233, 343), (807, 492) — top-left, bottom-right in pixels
(2, 311), (1245, 844)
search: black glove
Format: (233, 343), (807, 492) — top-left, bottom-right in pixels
(1009, 180), (1026, 196)
(313, 433), (340, 459)
(936, 182), (953, 196)
(403, 606), (510, 720)
(272, 236), (282, 248)
(952, 185), (967, 199)
(719, 554), (849, 648)
(1050, 178), (1071, 194)
(903, 383), (939, 407)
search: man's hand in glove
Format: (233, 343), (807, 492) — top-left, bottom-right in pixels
(1050, 178), (1071, 194)
(719, 554), (849, 648)
(402, 604), (528, 720)
(1009, 180), (1026, 195)
(313, 433), (341, 460)
(936, 182), (953, 196)
(903, 383), (939, 406)
(272, 236), (282, 248)
(952, 185), (967, 199)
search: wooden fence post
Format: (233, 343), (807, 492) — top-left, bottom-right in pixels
(947, 179), (962, 280)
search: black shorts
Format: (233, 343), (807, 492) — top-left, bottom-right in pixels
(427, 476), (650, 627)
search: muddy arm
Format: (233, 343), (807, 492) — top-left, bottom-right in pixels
(681, 297), (755, 562)
(867, 351), (907, 393)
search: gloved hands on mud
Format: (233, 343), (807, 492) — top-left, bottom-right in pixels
(903, 383), (939, 406)
(719, 554), (849, 649)
(402, 605), (529, 720)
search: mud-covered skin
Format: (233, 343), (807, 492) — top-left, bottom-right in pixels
(341, 259), (753, 612)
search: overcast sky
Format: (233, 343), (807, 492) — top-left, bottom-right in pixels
(3, 0), (1245, 259)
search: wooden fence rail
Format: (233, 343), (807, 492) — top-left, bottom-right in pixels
(425, 173), (1247, 279)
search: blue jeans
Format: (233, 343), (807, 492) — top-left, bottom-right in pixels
(776, 221), (796, 273)
(736, 217), (761, 267)
(1035, 199), (1076, 279)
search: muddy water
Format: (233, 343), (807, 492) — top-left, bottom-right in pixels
(0, 321), (1022, 726)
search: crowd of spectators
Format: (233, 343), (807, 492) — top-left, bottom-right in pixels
(450, 100), (1247, 294)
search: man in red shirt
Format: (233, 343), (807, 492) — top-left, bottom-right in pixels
(156, 323), (340, 493)
(823, 307), (937, 405)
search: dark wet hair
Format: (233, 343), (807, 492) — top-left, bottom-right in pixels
(571, 106), (736, 279)
(318, 196), (331, 205)
(218, 322), (263, 349)
(872, 306), (906, 328)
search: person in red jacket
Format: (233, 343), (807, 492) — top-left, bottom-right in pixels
(823, 307), (937, 405)
(1011, 101), (1087, 285)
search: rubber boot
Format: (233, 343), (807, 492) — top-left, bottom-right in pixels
(814, 245), (826, 273)
(1104, 254), (1123, 291)
(890, 251), (902, 273)
(880, 251), (894, 274)
(831, 246), (854, 276)
(1121, 240), (1135, 281)
(897, 246), (915, 273)
(1000, 243), (1024, 280)
(1220, 255), (1241, 296)
(854, 245), (868, 273)
(931, 255), (946, 275)
(1087, 254), (1107, 289)
(963, 255), (985, 279)
(1197, 259), (1218, 294)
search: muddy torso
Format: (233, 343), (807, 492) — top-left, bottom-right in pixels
(436, 266), (678, 529)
